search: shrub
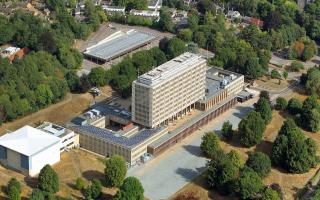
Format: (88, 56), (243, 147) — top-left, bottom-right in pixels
(38, 165), (59, 194)
(275, 97), (288, 110)
(245, 151), (271, 177)
(221, 121), (234, 141)
(105, 155), (127, 187)
(200, 132), (221, 157)
(289, 61), (304, 72)
(75, 177), (86, 191)
(287, 98), (302, 115)
(238, 111), (266, 147)
(7, 178), (21, 200)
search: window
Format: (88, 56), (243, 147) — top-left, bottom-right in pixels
(20, 154), (29, 170)
(0, 146), (7, 159)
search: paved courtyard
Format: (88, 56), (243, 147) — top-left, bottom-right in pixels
(128, 98), (256, 200)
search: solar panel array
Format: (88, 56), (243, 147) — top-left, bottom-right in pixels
(84, 30), (156, 61)
(72, 125), (164, 149)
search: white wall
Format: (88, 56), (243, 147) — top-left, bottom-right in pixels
(29, 142), (60, 176)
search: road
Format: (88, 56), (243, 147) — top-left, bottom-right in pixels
(128, 98), (257, 200)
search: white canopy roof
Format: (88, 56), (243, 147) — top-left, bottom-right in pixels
(0, 126), (61, 156)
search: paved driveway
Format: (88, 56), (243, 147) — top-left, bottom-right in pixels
(128, 99), (256, 200)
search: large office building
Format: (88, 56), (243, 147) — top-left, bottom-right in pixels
(132, 52), (207, 128)
(69, 106), (168, 165)
(0, 126), (61, 176)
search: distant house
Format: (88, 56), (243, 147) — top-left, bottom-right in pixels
(0, 47), (28, 62)
(130, 9), (160, 21)
(226, 10), (241, 20)
(242, 16), (264, 28)
(102, 5), (125, 15)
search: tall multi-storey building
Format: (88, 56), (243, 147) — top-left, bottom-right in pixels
(132, 52), (207, 128)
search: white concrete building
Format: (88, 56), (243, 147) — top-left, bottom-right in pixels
(0, 126), (61, 176)
(37, 122), (80, 152)
(132, 52), (207, 128)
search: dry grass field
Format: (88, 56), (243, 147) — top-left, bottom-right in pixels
(0, 86), (114, 135)
(0, 149), (117, 199)
(171, 90), (320, 200)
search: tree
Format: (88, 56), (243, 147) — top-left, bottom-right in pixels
(159, 7), (174, 32)
(271, 119), (318, 173)
(76, 177), (86, 191)
(259, 91), (271, 103)
(245, 151), (271, 178)
(207, 151), (242, 194)
(90, 179), (102, 199)
(287, 98), (302, 115)
(166, 37), (187, 59)
(29, 189), (45, 200)
(305, 67), (320, 96)
(7, 178), (21, 200)
(114, 177), (144, 200)
(289, 61), (304, 72)
(105, 155), (127, 187)
(200, 132), (221, 158)
(275, 97), (288, 110)
(221, 121), (234, 141)
(65, 71), (80, 92)
(282, 70), (288, 80)
(271, 69), (281, 79)
(255, 97), (272, 124)
(88, 67), (106, 86)
(261, 188), (281, 200)
(38, 165), (59, 194)
(178, 29), (193, 42)
(302, 109), (320, 132)
(234, 167), (263, 199)
(238, 111), (266, 147)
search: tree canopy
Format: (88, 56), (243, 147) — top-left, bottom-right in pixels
(200, 132), (221, 158)
(271, 119), (318, 173)
(245, 151), (271, 178)
(105, 155), (127, 187)
(114, 177), (144, 200)
(238, 111), (266, 147)
(38, 165), (60, 194)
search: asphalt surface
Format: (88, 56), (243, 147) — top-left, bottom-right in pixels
(128, 98), (256, 200)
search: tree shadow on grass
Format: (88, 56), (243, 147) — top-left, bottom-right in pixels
(24, 176), (37, 188)
(82, 170), (105, 183)
(255, 140), (273, 156)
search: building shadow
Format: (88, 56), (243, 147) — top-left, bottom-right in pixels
(182, 145), (203, 157)
(175, 166), (206, 181)
(24, 176), (38, 188)
(82, 170), (105, 182)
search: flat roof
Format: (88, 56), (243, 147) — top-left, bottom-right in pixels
(71, 125), (165, 149)
(0, 126), (61, 156)
(149, 95), (237, 149)
(83, 30), (156, 62)
(37, 122), (73, 138)
(136, 52), (206, 87)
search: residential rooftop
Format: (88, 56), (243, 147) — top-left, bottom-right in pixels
(136, 52), (206, 87)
